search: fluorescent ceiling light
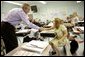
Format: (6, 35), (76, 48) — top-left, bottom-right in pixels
(77, 1), (81, 3)
(39, 1), (46, 4)
(3, 1), (22, 6)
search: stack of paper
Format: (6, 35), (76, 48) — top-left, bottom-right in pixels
(21, 40), (49, 54)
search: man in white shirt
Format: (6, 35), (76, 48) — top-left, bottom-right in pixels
(1, 3), (42, 53)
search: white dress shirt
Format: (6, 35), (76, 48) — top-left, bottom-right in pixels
(2, 8), (40, 29)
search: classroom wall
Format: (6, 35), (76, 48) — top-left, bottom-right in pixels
(1, 2), (21, 20)
(1, 1), (84, 23)
(32, 1), (84, 22)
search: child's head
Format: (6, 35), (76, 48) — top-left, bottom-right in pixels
(53, 18), (61, 28)
(67, 16), (71, 21)
(72, 12), (78, 17)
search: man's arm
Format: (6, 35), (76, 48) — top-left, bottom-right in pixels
(18, 10), (40, 30)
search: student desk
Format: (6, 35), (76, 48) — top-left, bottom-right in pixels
(5, 40), (51, 56)
(40, 30), (55, 41)
(16, 29), (31, 36)
(72, 26), (84, 39)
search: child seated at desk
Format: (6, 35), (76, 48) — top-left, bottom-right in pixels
(44, 18), (69, 56)
(63, 32), (84, 55)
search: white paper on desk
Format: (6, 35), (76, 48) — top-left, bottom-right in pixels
(75, 27), (84, 31)
(30, 29), (38, 32)
(72, 28), (79, 33)
(21, 40), (48, 54)
(41, 29), (54, 33)
(16, 29), (30, 33)
(28, 40), (48, 48)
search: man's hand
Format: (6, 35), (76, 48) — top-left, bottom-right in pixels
(39, 27), (45, 32)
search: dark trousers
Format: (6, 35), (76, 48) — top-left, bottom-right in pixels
(1, 22), (18, 53)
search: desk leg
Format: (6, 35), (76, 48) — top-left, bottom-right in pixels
(17, 37), (24, 46)
(65, 43), (72, 56)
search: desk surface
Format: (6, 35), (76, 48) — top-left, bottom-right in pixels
(40, 30), (55, 37)
(74, 26), (84, 31)
(5, 40), (51, 56)
(40, 30), (54, 33)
